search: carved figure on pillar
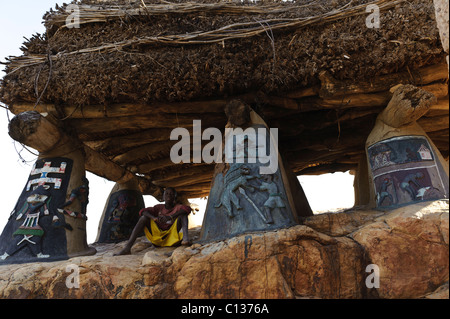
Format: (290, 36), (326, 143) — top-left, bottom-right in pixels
(200, 100), (313, 242)
(365, 85), (449, 208)
(96, 181), (145, 243)
(0, 111), (96, 264)
(0, 158), (75, 263)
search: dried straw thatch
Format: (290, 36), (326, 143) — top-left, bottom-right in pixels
(1, 0), (448, 198)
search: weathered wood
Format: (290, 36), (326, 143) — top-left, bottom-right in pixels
(7, 111), (160, 197)
(9, 101), (227, 119)
(111, 141), (174, 166)
(175, 181), (212, 196)
(9, 92), (300, 120)
(417, 114), (450, 132)
(318, 63), (448, 98)
(150, 164), (215, 184)
(287, 148), (364, 172)
(297, 163), (357, 175)
(318, 91), (392, 108)
(154, 173), (212, 189)
(84, 128), (175, 154)
(424, 97), (449, 117)
(377, 84), (437, 127)
(137, 157), (180, 174)
(307, 82), (446, 110)
(285, 86), (320, 99)
(271, 107), (381, 137)
(68, 113), (227, 134)
(8, 111), (64, 153)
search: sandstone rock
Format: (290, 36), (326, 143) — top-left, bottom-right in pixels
(423, 281), (449, 299)
(303, 208), (384, 236)
(0, 201), (447, 299)
(174, 226), (367, 299)
(351, 200), (449, 299)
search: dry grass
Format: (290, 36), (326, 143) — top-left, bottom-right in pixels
(5, 0), (404, 74)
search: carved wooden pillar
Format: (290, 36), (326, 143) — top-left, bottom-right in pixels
(0, 111), (96, 263)
(200, 100), (312, 242)
(433, 0), (449, 69)
(365, 85), (449, 209)
(95, 180), (145, 243)
(353, 155), (371, 206)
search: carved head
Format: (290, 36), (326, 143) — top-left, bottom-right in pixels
(27, 185), (50, 205)
(225, 99), (251, 127)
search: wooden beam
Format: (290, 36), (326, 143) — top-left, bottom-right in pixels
(150, 164), (214, 183)
(68, 113), (226, 134)
(84, 128), (175, 154)
(318, 63), (448, 98)
(417, 114), (450, 133)
(377, 84), (437, 128)
(425, 97), (449, 117)
(111, 140), (174, 165)
(175, 181), (212, 194)
(8, 100), (227, 118)
(270, 107), (380, 137)
(8, 91), (301, 120)
(287, 148), (364, 171)
(7, 111), (160, 197)
(137, 157), (180, 174)
(296, 163), (357, 175)
(305, 82), (446, 110)
(155, 173), (214, 188)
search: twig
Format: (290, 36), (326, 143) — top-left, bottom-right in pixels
(33, 46), (53, 109)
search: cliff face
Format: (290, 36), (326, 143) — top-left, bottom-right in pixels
(0, 200), (448, 299)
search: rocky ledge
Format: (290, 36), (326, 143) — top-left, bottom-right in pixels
(0, 200), (448, 299)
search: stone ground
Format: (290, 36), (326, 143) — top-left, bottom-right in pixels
(0, 200), (448, 299)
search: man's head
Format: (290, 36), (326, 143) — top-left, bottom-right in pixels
(163, 187), (177, 204)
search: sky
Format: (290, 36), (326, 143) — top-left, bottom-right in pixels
(0, 0), (355, 244)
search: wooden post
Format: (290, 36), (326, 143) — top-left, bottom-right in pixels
(365, 85), (449, 209)
(1, 111), (96, 263)
(200, 100), (313, 243)
(95, 180), (145, 243)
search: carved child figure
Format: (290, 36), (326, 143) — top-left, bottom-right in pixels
(257, 174), (286, 224)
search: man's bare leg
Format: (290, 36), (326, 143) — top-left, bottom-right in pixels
(179, 214), (191, 245)
(114, 215), (150, 255)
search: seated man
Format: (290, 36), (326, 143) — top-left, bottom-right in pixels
(114, 187), (191, 255)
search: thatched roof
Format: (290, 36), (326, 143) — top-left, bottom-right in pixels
(1, 0), (448, 199)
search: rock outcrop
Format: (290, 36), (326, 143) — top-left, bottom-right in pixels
(0, 200), (448, 299)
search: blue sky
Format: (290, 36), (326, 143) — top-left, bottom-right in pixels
(0, 0), (355, 244)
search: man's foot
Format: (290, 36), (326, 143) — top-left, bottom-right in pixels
(181, 239), (192, 246)
(114, 247), (132, 256)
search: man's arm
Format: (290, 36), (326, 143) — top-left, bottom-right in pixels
(163, 205), (191, 223)
(139, 207), (158, 220)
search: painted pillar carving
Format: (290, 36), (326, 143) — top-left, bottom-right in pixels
(95, 180), (145, 243)
(200, 100), (312, 242)
(365, 85), (449, 209)
(433, 0), (449, 69)
(0, 111), (96, 263)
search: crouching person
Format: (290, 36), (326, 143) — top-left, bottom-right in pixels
(114, 187), (191, 255)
